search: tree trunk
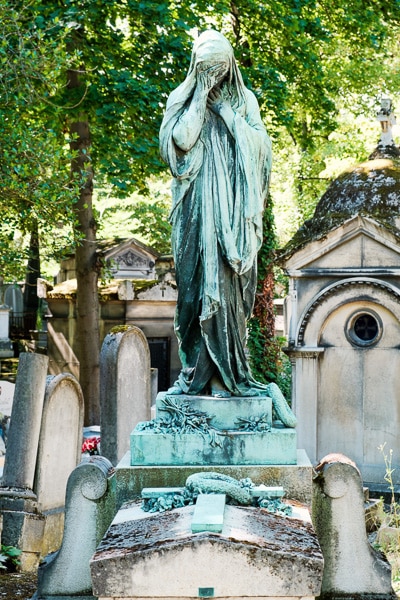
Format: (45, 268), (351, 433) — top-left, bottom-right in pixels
(70, 119), (100, 425)
(23, 220), (40, 335)
(68, 50), (100, 424)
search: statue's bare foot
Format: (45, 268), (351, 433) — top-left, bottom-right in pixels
(167, 383), (183, 395)
(210, 376), (231, 398)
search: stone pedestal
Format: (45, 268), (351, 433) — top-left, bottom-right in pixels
(130, 391), (297, 466)
(155, 392), (274, 429)
(0, 490), (46, 572)
(120, 391), (307, 505)
(96, 384), (319, 600)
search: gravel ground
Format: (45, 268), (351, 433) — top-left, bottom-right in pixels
(0, 571), (38, 600)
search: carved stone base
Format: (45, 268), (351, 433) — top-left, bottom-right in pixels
(130, 392), (296, 467)
(155, 391), (273, 429)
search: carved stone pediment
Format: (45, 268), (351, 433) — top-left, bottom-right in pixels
(105, 239), (158, 280)
(282, 215), (400, 274)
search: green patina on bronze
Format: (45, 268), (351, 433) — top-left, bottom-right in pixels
(160, 30), (274, 398)
(141, 472), (292, 515)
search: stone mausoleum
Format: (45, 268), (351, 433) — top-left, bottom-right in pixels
(279, 99), (400, 486)
(45, 237), (179, 394)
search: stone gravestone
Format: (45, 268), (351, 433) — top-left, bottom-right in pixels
(0, 380), (15, 417)
(0, 380), (15, 456)
(0, 355), (84, 571)
(4, 283), (23, 321)
(100, 326), (151, 466)
(312, 453), (394, 598)
(35, 373), (84, 556)
(1, 353), (49, 490)
(0, 305), (13, 357)
(34, 456), (116, 600)
(3, 283), (22, 357)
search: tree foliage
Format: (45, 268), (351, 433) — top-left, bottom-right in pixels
(0, 0), (79, 280)
(217, 1), (400, 237)
(3, 0), (400, 265)
(97, 179), (173, 255)
(247, 198), (278, 382)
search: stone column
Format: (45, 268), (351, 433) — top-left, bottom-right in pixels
(286, 280), (298, 347)
(285, 347), (324, 464)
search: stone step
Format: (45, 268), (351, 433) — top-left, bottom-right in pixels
(115, 449), (314, 508)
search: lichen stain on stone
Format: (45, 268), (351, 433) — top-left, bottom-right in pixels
(92, 507), (188, 561)
(237, 507), (322, 559)
(91, 502), (324, 590)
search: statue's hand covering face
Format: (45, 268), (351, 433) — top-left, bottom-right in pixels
(191, 32), (232, 88)
(180, 30), (248, 112)
(196, 60), (229, 91)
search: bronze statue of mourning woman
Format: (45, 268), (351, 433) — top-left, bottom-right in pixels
(160, 30), (295, 428)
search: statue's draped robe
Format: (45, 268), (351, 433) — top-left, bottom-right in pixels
(160, 68), (272, 396)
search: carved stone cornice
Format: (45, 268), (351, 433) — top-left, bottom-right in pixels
(284, 347), (325, 360)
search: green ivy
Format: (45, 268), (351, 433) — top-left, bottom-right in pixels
(0, 545), (21, 572)
(247, 196), (292, 401)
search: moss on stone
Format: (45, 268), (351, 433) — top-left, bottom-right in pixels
(132, 279), (158, 292)
(48, 278), (159, 301)
(109, 325), (134, 334)
(47, 279), (78, 299)
(279, 155), (400, 262)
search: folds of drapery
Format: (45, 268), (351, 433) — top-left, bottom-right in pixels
(159, 62), (272, 395)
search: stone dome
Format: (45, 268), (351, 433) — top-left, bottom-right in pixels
(313, 154), (400, 225)
(279, 145), (400, 261)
